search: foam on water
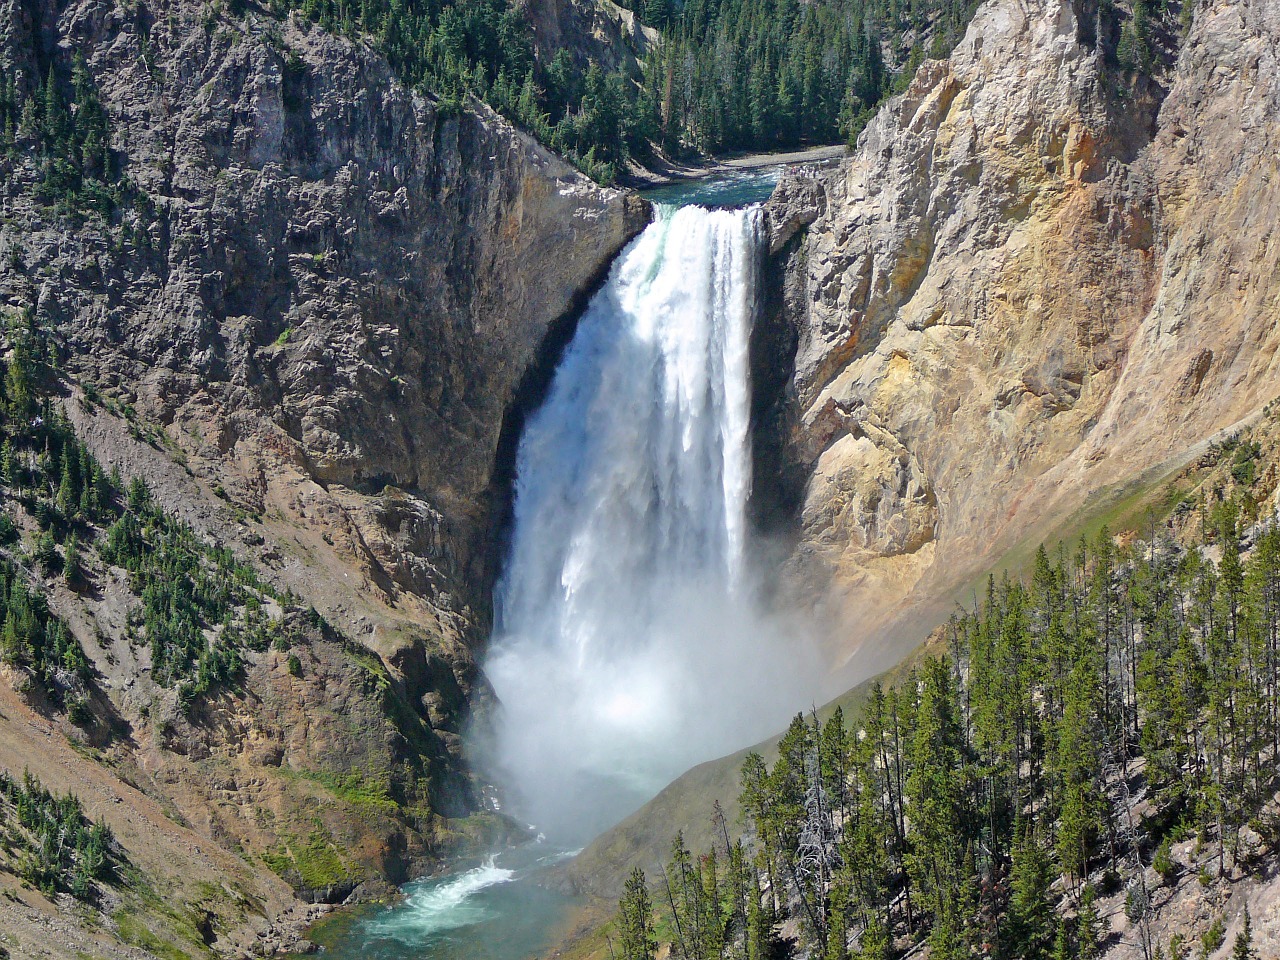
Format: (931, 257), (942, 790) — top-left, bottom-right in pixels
(361, 858), (515, 943)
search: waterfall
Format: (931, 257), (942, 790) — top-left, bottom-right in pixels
(483, 204), (816, 842)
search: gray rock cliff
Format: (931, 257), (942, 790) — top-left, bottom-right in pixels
(1, 0), (648, 665)
(0, 0), (648, 952)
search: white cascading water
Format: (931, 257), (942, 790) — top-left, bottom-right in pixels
(361, 858), (515, 943)
(483, 204), (819, 842)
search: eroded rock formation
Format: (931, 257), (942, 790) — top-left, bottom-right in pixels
(2, 0), (649, 679)
(764, 0), (1280, 676)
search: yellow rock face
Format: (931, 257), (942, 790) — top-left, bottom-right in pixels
(768, 0), (1280, 677)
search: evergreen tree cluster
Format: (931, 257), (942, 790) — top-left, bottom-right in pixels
(0, 556), (89, 694)
(0, 768), (116, 901)
(0, 312), (106, 703)
(624, 486), (1280, 960)
(1113, 0), (1181, 73)
(633, 0), (978, 156)
(0, 0), (983, 191)
(267, 0), (983, 179)
(98, 478), (296, 705)
(0, 54), (131, 218)
(0, 310), (297, 712)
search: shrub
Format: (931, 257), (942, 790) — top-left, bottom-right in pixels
(66, 695), (91, 726)
(1153, 837), (1178, 882)
(1200, 915), (1225, 957)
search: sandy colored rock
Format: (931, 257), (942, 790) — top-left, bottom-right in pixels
(764, 0), (1280, 678)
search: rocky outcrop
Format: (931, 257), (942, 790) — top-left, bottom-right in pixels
(764, 0), (1280, 676)
(520, 0), (656, 75)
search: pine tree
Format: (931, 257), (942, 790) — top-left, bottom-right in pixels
(1075, 885), (1103, 960)
(1004, 824), (1057, 960)
(904, 658), (966, 942)
(5, 335), (35, 424)
(62, 533), (80, 584)
(1230, 908), (1255, 960)
(685, 441), (1280, 960)
(1, 612), (21, 664)
(1051, 923), (1072, 960)
(616, 867), (657, 960)
(745, 856), (772, 960)
(57, 445), (78, 515)
(1, 439), (14, 484)
(34, 530), (58, 574)
(856, 912), (892, 960)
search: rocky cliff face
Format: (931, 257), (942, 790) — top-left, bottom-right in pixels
(0, 0), (646, 953)
(2, 0), (649, 708)
(520, 0), (655, 76)
(763, 0), (1280, 676)
(2, 0), (647, 651)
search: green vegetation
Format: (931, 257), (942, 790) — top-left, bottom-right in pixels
(269, 0), (651, 182)
(262, 823), (356, 891)
(1201, 915), (1226, 957)
(1231, 908), (1255, 960)
(281, 768), (398, 813)
(1, 0), (1179, 196)
(614, 866), (659, 960)
(1108, 0), (1185, 76)
(0, 309), (300, 711)
(635, 0), (976, 156)
(0, 0), (993, 191)
(4, 0), (964, 190)
(1115, 0), (1161, 72)
(271, 0), (1186, 175)
(0, 768), (116, 901)
(90, 475), (309, 709)
(112, 906), (202, 960)
(0, 54), (142, 219)
(0, 555), (89, 693)
(625, 446), (1280, 958)
(99, 479), (263, 703)
(0, 312), (104, 703)
(266, 0), (984, 180)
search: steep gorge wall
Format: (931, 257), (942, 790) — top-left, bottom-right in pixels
(567, 0), (1280, 914)
(0, 0), (647, 684)
(0, 0), (646, 953)
(763, 0), (1280, 677)
(519, 0), (655, 76)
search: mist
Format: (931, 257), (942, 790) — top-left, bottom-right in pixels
(475, 204), (826, 845)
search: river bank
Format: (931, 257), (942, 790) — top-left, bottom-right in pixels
(622, 143), (847, 188)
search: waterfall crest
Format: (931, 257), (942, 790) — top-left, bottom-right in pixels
(484, 204), (817, 841)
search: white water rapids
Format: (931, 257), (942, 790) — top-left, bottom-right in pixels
(482, 203), (820, 842)
(361, 858), (515, 942)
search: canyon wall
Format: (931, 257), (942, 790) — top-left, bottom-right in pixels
(568, 0), (1280, 914)
(764, 0), (1280, 677)
(1, 0), (651, 714)
(0, 0), (645, 953)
